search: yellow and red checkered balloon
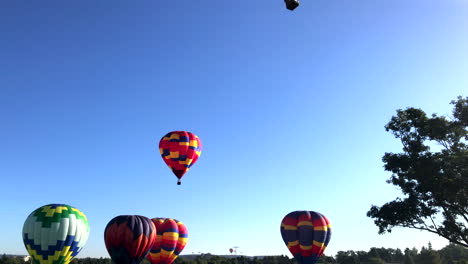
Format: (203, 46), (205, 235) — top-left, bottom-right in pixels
(147, 218), (188, 264)
(159, 131), (202, 185)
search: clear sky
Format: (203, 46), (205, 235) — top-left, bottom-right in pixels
(0, 0), (467, 259)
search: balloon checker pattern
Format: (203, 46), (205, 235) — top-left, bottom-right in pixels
(280, 211), (331, 264)
(104, 215), (157, 264)
(159, 131), (202, 184)
(147, 218), (188, 264)
(22, 204), (90, 264)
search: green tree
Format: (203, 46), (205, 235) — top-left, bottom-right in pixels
(368, 249), (380, 260)
(336, 251), (360, 264)
(0, 257), (22, 264)
(356, 251), (369, 264)
(321, 255), (337, 264)
(367, 96), (468, 247)
(403, 253), (415, 264)
(417, 247), (442, 264)
(366, 258), (385, 264)
(438, 243), (468, 264)
(402, 244), (418, 263)
(394, 248), (404, 263)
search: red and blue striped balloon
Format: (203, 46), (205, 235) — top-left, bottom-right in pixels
(147, 218), (188, 264)
(280, 211), (331, 264)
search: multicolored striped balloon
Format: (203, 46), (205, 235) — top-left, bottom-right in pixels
(22, 204), (90, 264)
(104, 215), (157, 264)
(280, 211), (331, 264)
(147, 218), (188, 264)
(159, 131), (202, 185)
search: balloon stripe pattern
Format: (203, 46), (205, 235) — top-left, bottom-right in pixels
(280, 211), (331, 264)
(22, 204), (90, 264)
(159, 131), (202, 184)
(104, 215), (157, 264)
(147, 218), (188, 264)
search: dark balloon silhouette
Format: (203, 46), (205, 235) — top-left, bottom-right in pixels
(104, 215), (157, 264)
(285, 0), (299, 10)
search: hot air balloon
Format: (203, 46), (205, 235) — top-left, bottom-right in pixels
(229, 248), (234, 254)
(159, 131), (202, 185)
(285, 0), (299, 10)
(104, 215), (157, 264)
(280, 211), (331, 264)
(147, 218), (188, 264)
(22, 204), (90, 264)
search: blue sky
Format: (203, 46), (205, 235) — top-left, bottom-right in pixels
(0, 0), (467, 259)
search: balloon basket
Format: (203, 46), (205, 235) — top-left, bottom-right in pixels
(285, 0), (299, 10)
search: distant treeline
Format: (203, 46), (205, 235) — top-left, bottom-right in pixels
(2, 243), (467, 264)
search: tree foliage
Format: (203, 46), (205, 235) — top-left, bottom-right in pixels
(0, 255), (23, 264)
(439, 243), (468, 264)
(418, 246), (442, 264)
(367, 96), (468, 247)
(403, 251), (416, 264)
(2, 244), (468, 264)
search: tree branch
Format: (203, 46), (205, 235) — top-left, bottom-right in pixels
(397, 223), (468, 247)
(438, 140), (450, 150)
(456, 208), (468, 223)
(460, 207), (468, 219)
(428, 215), (440, 233)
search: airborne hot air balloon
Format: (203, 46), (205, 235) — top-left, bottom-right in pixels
(104, 215), (157, 264)
(280, 211), (331, 264)
(159, 131), (202, 185)
(22, 204), (90, 264)
(285, 0), (299, 10)
(147, 218), (188, 264)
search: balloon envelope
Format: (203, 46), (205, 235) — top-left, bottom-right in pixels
(104, 215), (157, 264)
(147, 218), (188, 264)
(159, 131), (202, 185)
(280, 211), (331, 264)
(22, 204), (90, 264)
